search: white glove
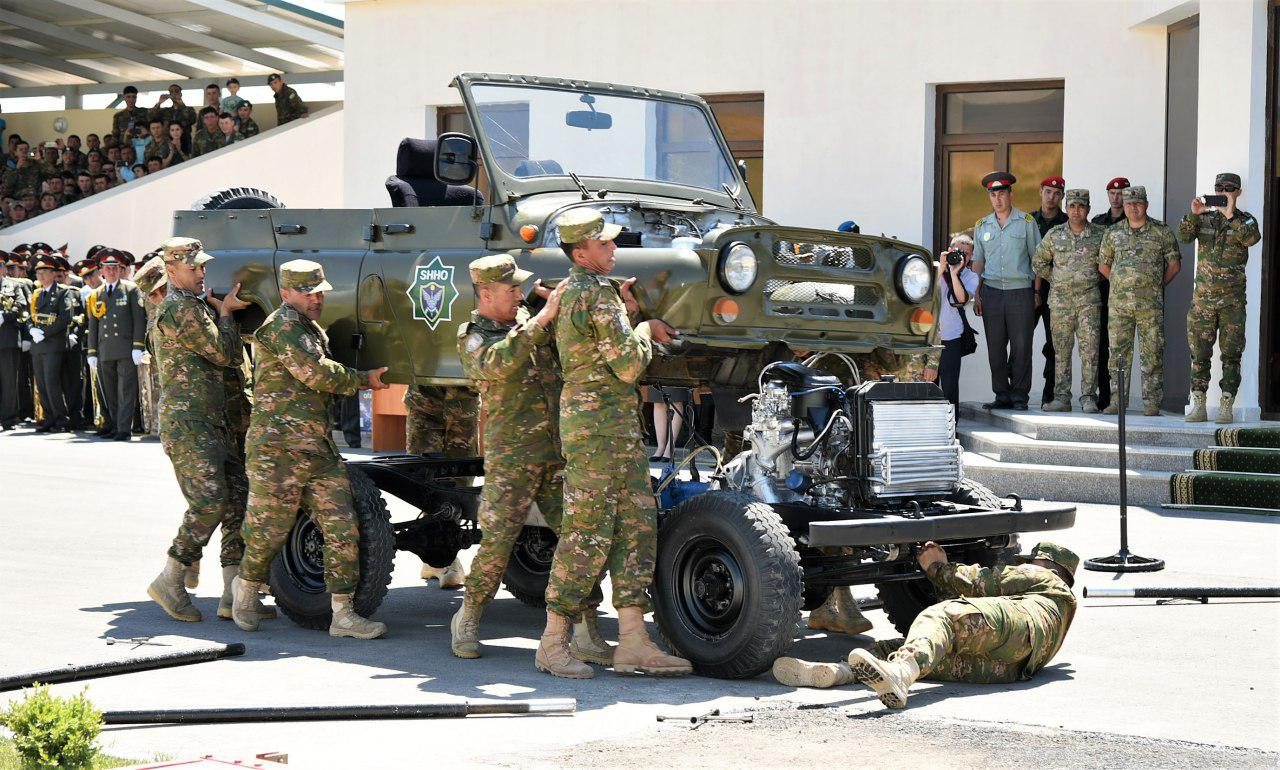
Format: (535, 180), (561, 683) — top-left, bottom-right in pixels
(0, 315), (5, 328)
(67, 333), (78, 347)
(87, 355), (99, 369)
(20, 340), (30, 352)
(30, 328), (44, 344)
(131, 349), (145, 366)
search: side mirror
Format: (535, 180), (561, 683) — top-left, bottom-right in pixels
(434, 132), (477, 184)
(737, 159), (749, 184)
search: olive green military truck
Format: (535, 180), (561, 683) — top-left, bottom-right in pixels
(176, 73), (1074, 679)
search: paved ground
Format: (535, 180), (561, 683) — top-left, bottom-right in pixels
(1, 429), (1277, 769)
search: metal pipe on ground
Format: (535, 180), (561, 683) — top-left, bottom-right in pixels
(0, 643), (246, 692)
(1085, 587), (1280, 599)
(102, 699), (577, 724)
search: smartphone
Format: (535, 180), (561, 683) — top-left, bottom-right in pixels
(1203, 194), (1228, 207)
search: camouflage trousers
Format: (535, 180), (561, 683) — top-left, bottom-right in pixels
(873, 597), (1034, 684)
(1109, 303), (1165, 407)
(163, 419), (247, 567)
(1049, 297), (1100, 403)
(546, 435), (656, 619)
(1187, 300), (1245, 396)
(239, 446), (360, 595)
(404, 384), (478, 456)
(466, 457), (565, 604)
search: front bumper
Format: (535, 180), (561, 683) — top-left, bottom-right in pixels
(807, 501), (1076, 547)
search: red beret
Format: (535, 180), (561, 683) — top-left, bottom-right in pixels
(1106, 177), (1130, 191)
(1040, 176), (1065, 189)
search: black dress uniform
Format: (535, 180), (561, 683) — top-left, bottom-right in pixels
(27, 258), (73, 431)
(88, 255), (147, 441)
(1085, 176), (1130, 412)
(0, 268), (31, 429)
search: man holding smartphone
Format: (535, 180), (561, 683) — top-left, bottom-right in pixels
(1177, 173), (1260, 424)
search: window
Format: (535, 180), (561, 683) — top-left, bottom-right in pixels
(934, 82), (1064, 249)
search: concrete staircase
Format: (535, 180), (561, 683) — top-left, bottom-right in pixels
(955, 402), (1231, 505)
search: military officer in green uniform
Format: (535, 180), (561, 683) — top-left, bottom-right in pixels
(1031, 176), (1068, 408)
(26, 252), (72, 432)
(268, 73), (309, 126)
(1177, 172), (1260, 424)
(1032, 189), (1105, 413)
(773, 541), (1078, 709)
(87, 251), (147, 441)
(111, 86), (151, 146)
(190, 108), (222, 157)
(537, 208), (691, 679)
(232, 260), (390, 640)
(1098, 186), (1181, 416)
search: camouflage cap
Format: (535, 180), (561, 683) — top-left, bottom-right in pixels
(1121, 185), (1147, 203)
(469, 254), (532, 286)
(1214, 172), (1241, 190)
(1064, 188), (1090, 206)
(161, 236), (213, 266)
(556, 208), (621, 244)
(1029, 542), (1080, 584)
(279, 258), (333, 294)
(133, 256), (168, 295)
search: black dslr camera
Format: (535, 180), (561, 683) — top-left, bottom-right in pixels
(945, 249), (966, 267)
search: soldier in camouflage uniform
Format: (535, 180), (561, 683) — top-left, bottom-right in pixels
(190, 108), (222, 157)
(268, 73), (309, 125)
(1032, 189), (1105, 412)
(132, 256), (167, 440)
(773, 541), (1078, 709)
(146, 238), (258, 623)
(1097, 186), (1181, 416)
(537, 209), (691, 679)
(404, 383), (478, 586)
(232, 260), (390, 639)
(1177, 172), (1261, 424)
(111, 86), (151, 146)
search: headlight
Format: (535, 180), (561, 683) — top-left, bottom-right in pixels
(895, 255), (931, 303)
(719, 242), (757, 294)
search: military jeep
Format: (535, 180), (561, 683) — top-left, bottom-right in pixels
(174, 73), (1074, 679)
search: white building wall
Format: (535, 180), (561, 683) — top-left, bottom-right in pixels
(343, 0), (1265, 412)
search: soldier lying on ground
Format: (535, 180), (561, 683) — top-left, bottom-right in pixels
(773, 540), (1078, 709)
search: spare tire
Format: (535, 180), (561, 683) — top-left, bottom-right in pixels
(192, 187), (284, 210)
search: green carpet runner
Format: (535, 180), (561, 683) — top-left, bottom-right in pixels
(1193, 447), (1280, 474)
(1215, 427), (1280, 448)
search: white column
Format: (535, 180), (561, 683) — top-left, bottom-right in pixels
(1190, 0), (1269, 421)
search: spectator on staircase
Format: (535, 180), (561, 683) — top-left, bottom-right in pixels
(236, 102), (260, 139)
(268, 73), (309, 125)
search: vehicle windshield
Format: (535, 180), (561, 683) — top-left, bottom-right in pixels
(469, 83), (740, 195)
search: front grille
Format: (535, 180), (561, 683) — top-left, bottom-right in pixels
(774, 240), (875, 270)
(866, 401), (962, 498)
(764, 280), (881, 319)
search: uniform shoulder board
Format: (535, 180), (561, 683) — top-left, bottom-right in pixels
(456, 321), (473, 338)
(1024, 213), (1034, 222)
(463, 330), (484, 354)
(596, 275), (612, 287)
(279, 305), (301, 322)
(974, 216), (986, 228)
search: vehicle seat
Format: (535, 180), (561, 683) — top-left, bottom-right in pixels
(513, 159), (564, 177)
(385, 137), (482, 207)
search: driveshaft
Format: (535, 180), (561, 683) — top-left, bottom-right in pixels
(102, 699), (577, 724)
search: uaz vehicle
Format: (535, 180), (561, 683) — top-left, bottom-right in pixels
(175, 73), (1075, 679)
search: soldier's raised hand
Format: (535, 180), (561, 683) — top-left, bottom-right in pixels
(619, 277), (641, 316)
(534, 279), (570, 328)
(214, 283), (250, 316)
(645, 318), (680, 343)
(1190, 197), (1206, 216)
(917, 541), (948, 571)
(366, 366), (390, 390)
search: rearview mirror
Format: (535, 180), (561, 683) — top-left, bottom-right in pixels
(434, 132), (477, 184)
(565, 93), (612, 131)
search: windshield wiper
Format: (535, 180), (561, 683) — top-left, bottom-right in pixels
(568, 171), (593, 201)
(722, 183), (746, 212)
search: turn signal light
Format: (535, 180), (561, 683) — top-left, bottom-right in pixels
(713, 297), (740, 324)
(910, 307), (935, 335)
(520, 225), (539, 243)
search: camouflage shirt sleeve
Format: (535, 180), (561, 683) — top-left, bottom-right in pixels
(1161, 226), (1180, 267)
(459, 318), (551, 382)
(927, 561), (1047, 597)
(1097, 230), (1115, 267)
(157, 298), (238, 367)
(1176, 213), (1199, 244)
(579, 282), (653, 385)
(1031, 234), (1054, 280)
(266, 317), (362, 395)
(1227, 211), (1261, 249)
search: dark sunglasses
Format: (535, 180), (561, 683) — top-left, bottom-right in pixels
(1214, 185), (1238, 192)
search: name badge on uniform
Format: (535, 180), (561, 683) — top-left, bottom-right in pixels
(115, 295), (129, 307)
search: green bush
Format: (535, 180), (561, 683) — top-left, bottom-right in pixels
(1, 685), (103, 769)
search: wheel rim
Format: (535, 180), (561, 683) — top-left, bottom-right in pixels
(512, 529), (556, 576)
(674, 535), (746, 637)
(281, 512), (326, 594)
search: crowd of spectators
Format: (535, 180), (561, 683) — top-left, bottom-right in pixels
(0, 75), (309, 229)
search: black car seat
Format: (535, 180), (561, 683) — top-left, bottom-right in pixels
(385, 137), (482, 207)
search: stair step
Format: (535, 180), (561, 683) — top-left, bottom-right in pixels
(959, 402), (1238, 449)
(959, 429), (1194, 472)
(962, 452), (1171, 505)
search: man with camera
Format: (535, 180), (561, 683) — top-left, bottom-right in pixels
(1177, 172), (1260, 424)
(111, 86), (151, 147)
(936, 235), (979, 409)
(1033, 190), (1105, 413)
(972, 171), (1041, 411)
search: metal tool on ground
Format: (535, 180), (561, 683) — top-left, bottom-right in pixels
(1084, 370), (1165, 573)
(1085, 586), (1280, 604)
(0, 642), (246, 692)
(656, 707), (755, 725)
(102, 699), (577, 724)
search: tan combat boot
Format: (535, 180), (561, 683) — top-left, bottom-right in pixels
(230, 575), (267, 632)
(807, 587), (873, 635)
(570, 611), (615, 665)
(147, 557), (201, 622)
(1043, 399), (1072, 413)
(1143, 403), (1161, 417)
(450, 599), (484, 659)
(218, 566), (276, 621)
(772, 657), (855, 689)
(1103, 397), (1126, 415)
(183, 560), (200, 590)
(421, 557), (467, 589)
(535, 611), (595, 679)
(329, 594), (387, 639)
(1186, 391), (1207, 422)
(1080, 398), (1099, 414)
(847, 648), (921, 709)
(613, 606), (693, 677)
(1216, 392), (1235, 424)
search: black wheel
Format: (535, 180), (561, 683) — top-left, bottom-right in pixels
(949, 478), (1003, 509)
(501, 526), (557, 607)
(192, 187), (284, 210)
(653, 491), (803, 679)
(269, 466), (395, 630)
